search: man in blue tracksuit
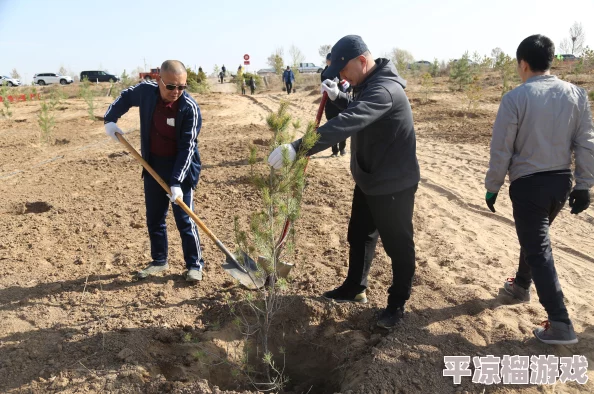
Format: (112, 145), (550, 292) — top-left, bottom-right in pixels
(104, 60), (205, 282)
(283, 66), (295, 95)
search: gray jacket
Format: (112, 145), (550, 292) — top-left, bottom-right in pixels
(293, 58), (420, 195)
(486, 75), (594, 192)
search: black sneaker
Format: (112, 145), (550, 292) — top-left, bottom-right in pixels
(322, 285), (367, 304)
(377, 306), (404, 328)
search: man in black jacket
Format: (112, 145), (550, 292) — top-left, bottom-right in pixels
(322, 52), (350, 156)
(268, 35), (420, 328)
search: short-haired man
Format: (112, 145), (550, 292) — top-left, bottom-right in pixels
(104, 60), (205, 282)
(485, 35), (594, 344)
(268, 35), (420, 328)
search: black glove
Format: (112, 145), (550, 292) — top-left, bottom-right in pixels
(568, 189), (590, 214)
(485, 192), (498, 213)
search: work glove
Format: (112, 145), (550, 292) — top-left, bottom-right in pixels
(568, 189), (590, 214)
(486, 192), (498, 213)
(321, 79), (339, 101)
(267, 144), (297, 170)
(104, 122), (123, 142)
(167, 186), (183, 204)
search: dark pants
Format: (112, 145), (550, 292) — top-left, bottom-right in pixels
(286, 82), (292, 94)
(241, 86), (246, 95)
(143, 155), (204, 270)
(331, 140), (347, 155)
(510, 173), (572, 324)
(345, 184), (417, 308)
(250, 87), (255, 95)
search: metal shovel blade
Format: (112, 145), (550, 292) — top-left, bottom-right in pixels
(222, 251), (265, 289)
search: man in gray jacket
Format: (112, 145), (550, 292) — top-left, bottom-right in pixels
(485, 34), (594, 344)
(268, 35), (420, 328)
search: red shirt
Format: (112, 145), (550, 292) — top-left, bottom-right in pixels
(150, 96), (179, 157)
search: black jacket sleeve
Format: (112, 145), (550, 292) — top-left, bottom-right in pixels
(292, 85), (392, 155)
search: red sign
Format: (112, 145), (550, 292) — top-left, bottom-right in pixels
(244, 61), (250, 65)
(243, 54), (250, 61)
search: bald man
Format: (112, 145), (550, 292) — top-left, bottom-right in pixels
(104, 60), (205, 282)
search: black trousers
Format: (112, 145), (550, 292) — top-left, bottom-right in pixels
(286, 82), (292, 94)
(331, 140), (347, 155)
(345, 184), (417, 308)
(143, 155), (204, 270)
(510, 173), (572, 323)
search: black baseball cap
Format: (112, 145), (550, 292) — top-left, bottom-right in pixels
(325, 35), (369, 79)
(326, 52), (332, 61)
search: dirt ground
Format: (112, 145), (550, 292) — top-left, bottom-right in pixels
(1, 69), (593, 394)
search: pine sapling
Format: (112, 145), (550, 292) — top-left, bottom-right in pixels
(465, 75), (483, 114)
(420, 72), (433, 103)
(38, 99), (55, 145)
(79, 77), (95, 120)
(232, 100), (318, 391)
(0, 83), (12, 118)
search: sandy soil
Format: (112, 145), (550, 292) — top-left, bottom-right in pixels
(0, 71), (593, 393)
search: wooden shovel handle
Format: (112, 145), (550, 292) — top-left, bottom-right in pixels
(115, 133), (238, 264)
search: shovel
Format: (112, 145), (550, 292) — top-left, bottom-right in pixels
(274, 91), (329, 256)
(115, 134), (265, 289)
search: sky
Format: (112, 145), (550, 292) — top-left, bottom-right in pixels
(1, 0), (593, 83)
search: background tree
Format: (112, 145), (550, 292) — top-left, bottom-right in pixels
(449, 52), (472, 91)
(318, 44), (332, 65)
(390, 48), (414, 74)
(267, 47), (285, 75)
(10, 69), (20, 79)
(289, 45), (305, 67)
(494, 52), (518, 97)
(560, 22), (585, 55)
(491, 47), (503, 64)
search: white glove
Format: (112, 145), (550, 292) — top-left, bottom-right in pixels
(267, 144), (297, 170)
(321, 79), (339, 101)
(105, 122), (123, 142)
(167, 186), (183, 204)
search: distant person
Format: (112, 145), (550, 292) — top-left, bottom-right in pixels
(283, 66), (295, 95)
(238, 64), (243, 73)
(103, 60), (205, 282)
(219, 71), (224, 84)
(322, 52), (351, 157)
(198, 66), (203, 73)
(249, 76), (256, 95)
(221, 65), (226, 75)
(485, 34), (593, 344)
(241, 78), (246, 95)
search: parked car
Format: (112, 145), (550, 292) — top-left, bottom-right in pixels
(408, 60), (431, 69)
(139, 68), (160, 81)
(297, 63), (324, 73)
(558, 54), (580, 62)
(33, 73), (73, 85)
(0, 76), (20, 86)
(80, 70), (119, 83)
